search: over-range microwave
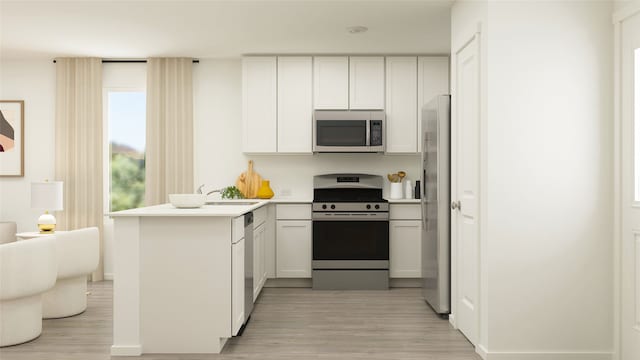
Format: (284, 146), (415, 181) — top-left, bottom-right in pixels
(313, 110), (385, 153)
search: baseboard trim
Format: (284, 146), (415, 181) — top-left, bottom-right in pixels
(111, 345), (141, 356)
(263, 278), (422, 288)
(104, 273), (114, 281)
(264, 278), (312, 288)
(476, 344), (489, 359)
(389, 278), (421, 288)
(479, 350), (612, 360)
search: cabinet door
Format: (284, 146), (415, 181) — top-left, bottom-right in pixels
(231, 238), (244, 335)
(253, 224), (266, 301)
(242, 57), (277, 153)
(389, 220), (422, 278)
(417, 56), (449, 152)
(278, 57), (313, 153)
(349, 56), (385, 110)
(265, 204), (276, 278)
(313, 56), (349, 109)
(385, 56), (418, 153)
(276, 220), (312, 278)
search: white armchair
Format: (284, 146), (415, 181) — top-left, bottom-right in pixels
(0, 237), (57, 347)
(0, 221), (17, 244)
(42, 227), (99, 319)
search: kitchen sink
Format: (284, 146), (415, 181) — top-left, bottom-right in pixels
(206, 201), (261, 206)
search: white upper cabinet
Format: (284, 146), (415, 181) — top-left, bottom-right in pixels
(277, 57), (313, 153)
(417, 56), (449, 152)
(385, 56), (418, 153)
(349, 56), (385, 110)
(242, 57), (277, 153)
(313, 56), (349, 109)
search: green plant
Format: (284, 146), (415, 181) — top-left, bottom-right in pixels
(221, 186), (245, 199)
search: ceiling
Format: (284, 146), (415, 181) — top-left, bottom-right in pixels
(0, 0), (453, 60)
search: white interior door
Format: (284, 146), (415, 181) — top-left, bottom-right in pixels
(452, 34), (480, 345)
(620, 7), (640, 360)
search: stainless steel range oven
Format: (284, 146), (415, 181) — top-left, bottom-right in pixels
(312, 174), (389, 290)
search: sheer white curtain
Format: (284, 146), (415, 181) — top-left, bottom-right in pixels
(145, 58), (194, 205)
(54, 57), (104, 281)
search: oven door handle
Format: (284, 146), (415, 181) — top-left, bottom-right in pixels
(312, 213), (389, 221)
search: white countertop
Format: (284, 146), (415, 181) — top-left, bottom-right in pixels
(109, 196), (419, 217)
(268, 197), (313, 203)
(109, 200), (270, 217)
(386, 198), (421, 203)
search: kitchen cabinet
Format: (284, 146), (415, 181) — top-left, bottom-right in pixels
(389, 204), (422, 278)
(385, 56), (418, 153)
(231, 216), (245, 336)
(253, 222), (267, 301)
(265, 204), (276, 278)
(349, 56), (385, 110)
(242, 57), (277, 153)
(313, 56), (349, 109)
(278, 57), (313, 153)
(275, 204), (312, 278)
(417, 56), (449, 153)
(276, 220), (312, 278)
(231, 236), (244, 335)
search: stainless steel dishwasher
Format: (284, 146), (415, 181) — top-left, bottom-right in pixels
(243, 212), (254, 324)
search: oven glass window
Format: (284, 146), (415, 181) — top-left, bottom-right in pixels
(313, 220), (389, 260)
(316, 120), (366, 146)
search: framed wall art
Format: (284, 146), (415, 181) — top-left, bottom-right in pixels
(0, 100), (24, 177)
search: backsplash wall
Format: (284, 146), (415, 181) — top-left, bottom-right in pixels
(193, 59), (421, 200)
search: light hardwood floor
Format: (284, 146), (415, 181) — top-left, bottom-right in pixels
(0, 281), (481, 360)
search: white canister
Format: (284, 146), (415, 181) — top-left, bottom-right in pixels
(405, 180), (413, 199)
(389, 182), (403, 199)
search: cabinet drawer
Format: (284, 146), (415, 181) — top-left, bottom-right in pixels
(232, 216), (245, 243)
(253, 206), (267, 228)
(389, 204), (421, 220)
(276, 204), (312, 220)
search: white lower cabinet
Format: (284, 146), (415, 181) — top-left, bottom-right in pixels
(253, 222), (267, 301)
(231, 237), (245, 335)
(390, 220), (422, 278)
(276, 220), (312, 278)
(389, 204), (422, 278)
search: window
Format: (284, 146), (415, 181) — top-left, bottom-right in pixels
(107, 91), (146, 211)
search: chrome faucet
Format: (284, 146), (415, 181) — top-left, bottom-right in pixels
(197, 184), (222, 196)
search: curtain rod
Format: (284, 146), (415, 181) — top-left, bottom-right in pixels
(52, 59), (200, 63)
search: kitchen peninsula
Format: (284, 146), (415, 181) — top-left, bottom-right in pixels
(109, 200), (270, 356)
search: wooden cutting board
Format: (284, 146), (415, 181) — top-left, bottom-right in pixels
(236, 160), (262, 198)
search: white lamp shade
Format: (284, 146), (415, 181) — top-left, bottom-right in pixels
(31, 181), (64, 211)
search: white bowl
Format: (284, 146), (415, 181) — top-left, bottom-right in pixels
(169, 194), (206, 208)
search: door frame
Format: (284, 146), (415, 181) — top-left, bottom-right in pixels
(613, 3), (640, 360)
(450, 20), (486, 356)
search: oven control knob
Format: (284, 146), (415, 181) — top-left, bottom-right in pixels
(374, 204), (380, 210)
(366, 204), (371, 209)
(322, 204), (327, 209)
(330, 204), (336, 210)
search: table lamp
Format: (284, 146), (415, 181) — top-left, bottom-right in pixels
(31, 180), (63, 233)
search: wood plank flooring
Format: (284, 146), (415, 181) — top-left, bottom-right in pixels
(0, 281), (481, 360)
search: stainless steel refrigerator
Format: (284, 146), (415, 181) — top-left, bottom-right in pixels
(420, 94), (451, 315)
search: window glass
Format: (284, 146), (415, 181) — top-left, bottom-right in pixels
(108, 91), (146, 211)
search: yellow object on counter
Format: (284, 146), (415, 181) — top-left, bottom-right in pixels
(257, 180), (274, 199)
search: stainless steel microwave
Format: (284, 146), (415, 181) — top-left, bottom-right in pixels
(313, 110), (385, 153)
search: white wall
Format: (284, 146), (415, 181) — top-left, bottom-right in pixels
(193, 59), (421, 200)
(453, 1), (614, 358)
(0, 60), (56, 232)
